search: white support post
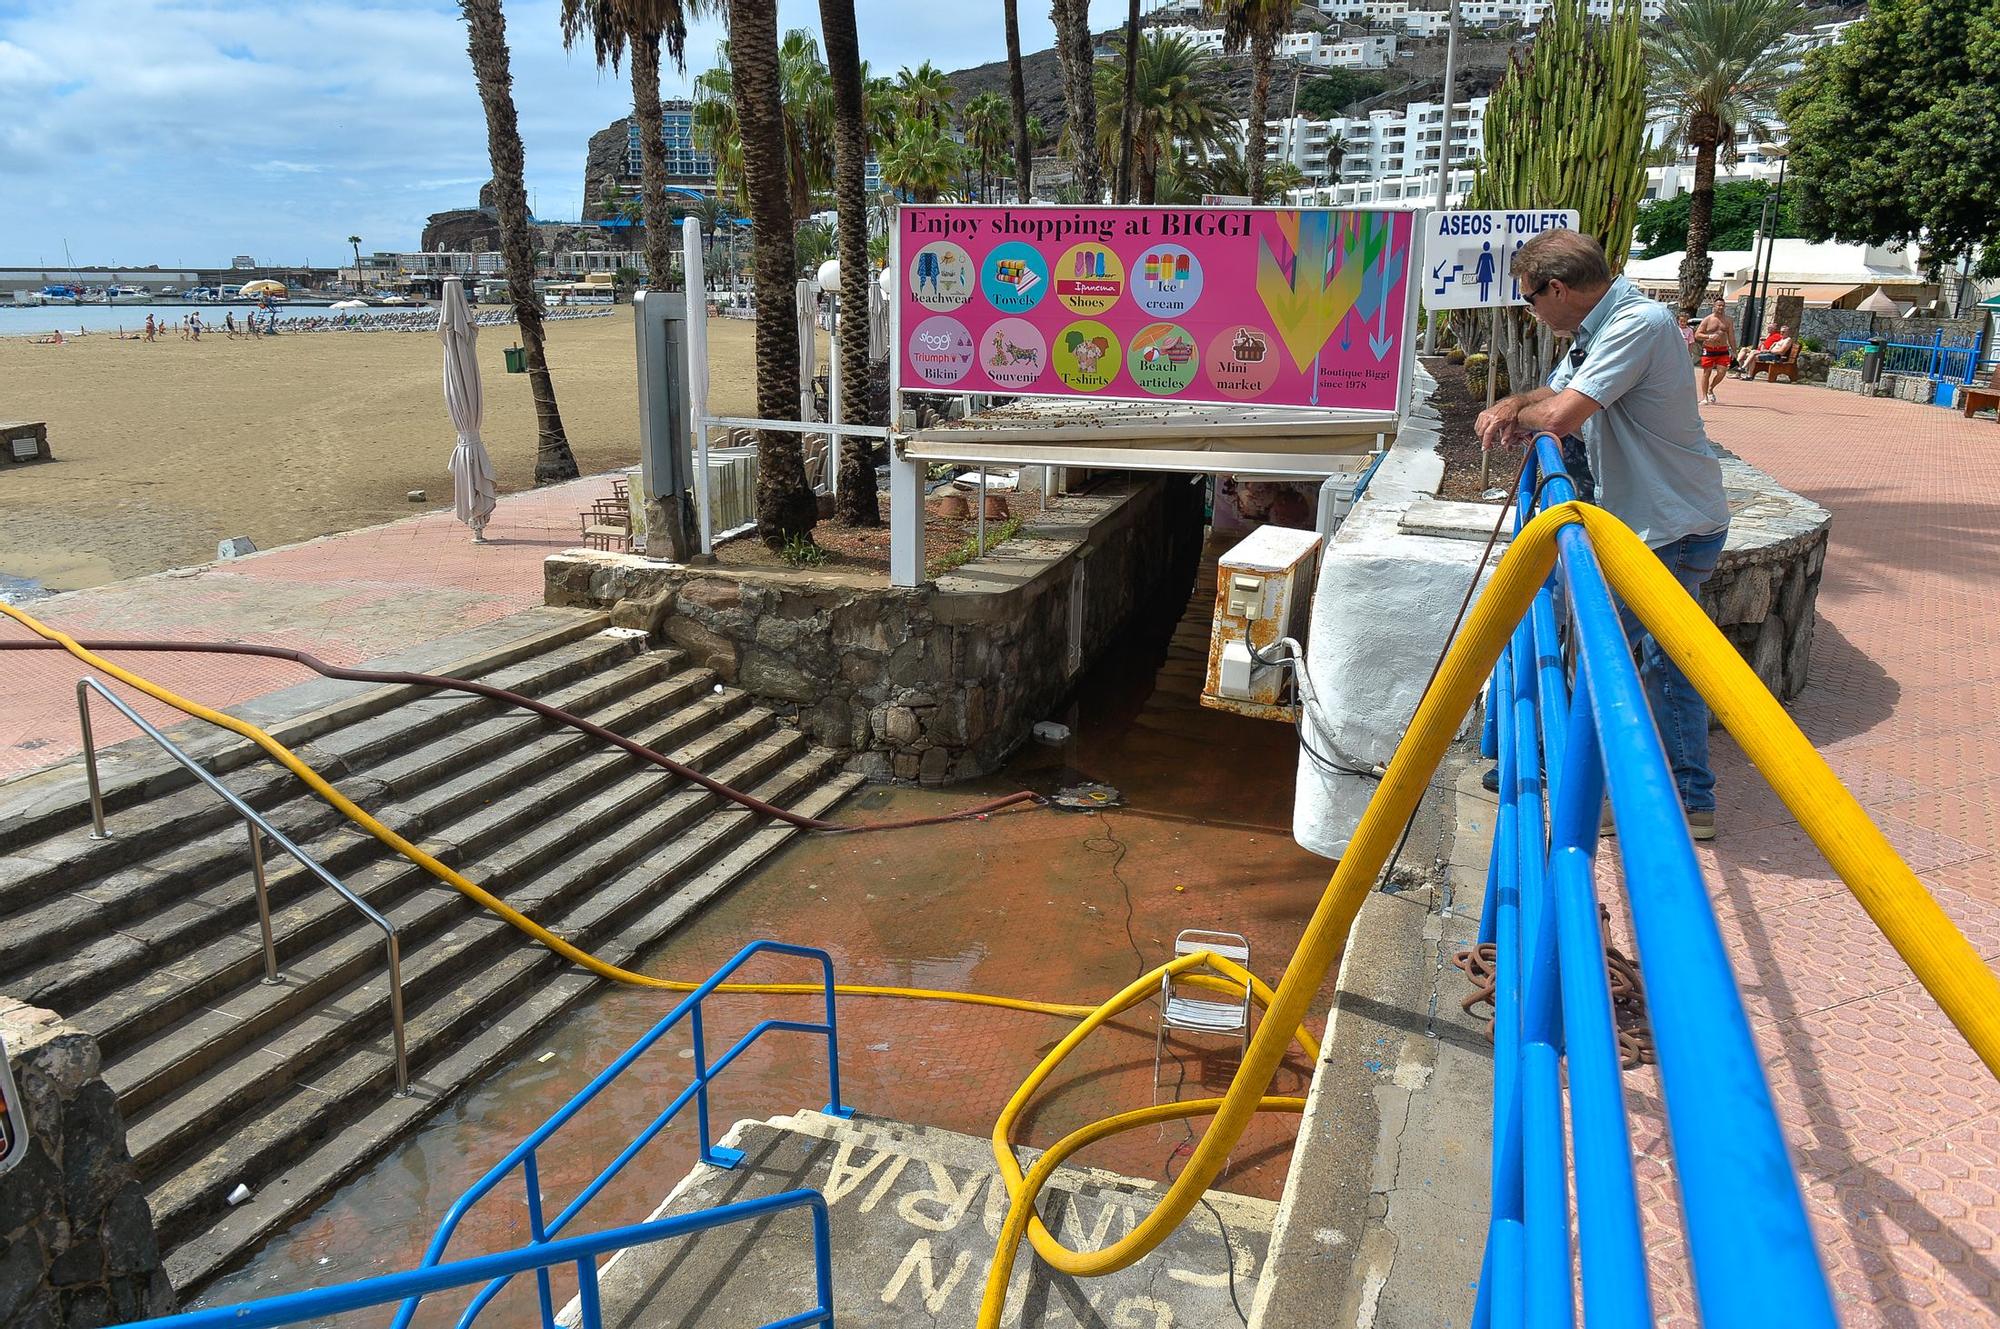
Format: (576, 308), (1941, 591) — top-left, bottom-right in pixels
(680, 218), (714, 556)
(827, 295), (842, 500)
(889, 443), (924, 588)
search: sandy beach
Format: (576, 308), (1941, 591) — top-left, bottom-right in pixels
(0, 312), (767, 592)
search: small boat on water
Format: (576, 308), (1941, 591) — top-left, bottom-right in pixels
(31, 285), (81, 306)
(105, 285), (152, 304)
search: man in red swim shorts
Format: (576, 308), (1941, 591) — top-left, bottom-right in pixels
(1695, 298), (1734, 404)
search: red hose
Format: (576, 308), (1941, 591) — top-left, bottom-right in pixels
(0, 636), (1043, 833)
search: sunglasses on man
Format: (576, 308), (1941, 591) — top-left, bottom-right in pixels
(1524, 279), (1554, 306)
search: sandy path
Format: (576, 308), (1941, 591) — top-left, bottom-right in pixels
(0, 312), (769, 591)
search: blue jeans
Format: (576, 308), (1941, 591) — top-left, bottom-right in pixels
(1620, 530), (1726, 813)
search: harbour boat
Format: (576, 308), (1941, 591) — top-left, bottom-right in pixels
(31, 285), (81, 305)
(105, 285), (152, 304)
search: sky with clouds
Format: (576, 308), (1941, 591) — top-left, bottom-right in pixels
(0, 0), (1139, 270)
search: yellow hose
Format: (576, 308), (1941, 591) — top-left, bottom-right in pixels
(0, 601), (1322, 1039)
(12, 493), (1998, 1328)
(973, 500), (2000, 1323)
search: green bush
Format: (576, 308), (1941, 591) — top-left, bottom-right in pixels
(1800, 335), (1825, 353)
(1834, 348), (1864, 369)
(1446, 347), (1467, 365)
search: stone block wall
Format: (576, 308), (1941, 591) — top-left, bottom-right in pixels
(546, 477), (1204, 784)
(0, 1002), (173, 1328)
(1704, 455), (1831, 702)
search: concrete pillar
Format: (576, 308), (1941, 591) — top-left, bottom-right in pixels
(889, 444), (924, 589)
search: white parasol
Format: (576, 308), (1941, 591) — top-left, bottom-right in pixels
(439, 278), (497, 542)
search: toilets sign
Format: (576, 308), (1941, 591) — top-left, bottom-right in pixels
(1422, 210), (1580, 310)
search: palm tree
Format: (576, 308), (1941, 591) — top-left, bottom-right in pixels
(1049, 0), (1100, 201)
(1157, 139), (1304, 203)
(1092, 31), (1232, 205)
(1116, 0), (1141, 201)
(880, 120), (964, 203)
(1004, 0), (1033, 201)
(1648, 0), (1803, 311)
(819, 0), (879, 525)
(895, 60), (953, 129)
(961, 92), (1010, 202)
(559, 0), (698, 294)
(347, 234), (363, 290)
(726, 0), (816, 545)
(1207, 0), (1291, 204)
(693, 30), (833, 220)
(460, 0), (576, 483)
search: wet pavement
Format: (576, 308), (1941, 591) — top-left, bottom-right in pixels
(195, 544), (1345, 1321)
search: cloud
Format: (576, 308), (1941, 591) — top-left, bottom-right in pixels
(0, 0), (1132, 265)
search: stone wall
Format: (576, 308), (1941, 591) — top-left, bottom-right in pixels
(1705, 454), (1830, 702)
(0, 1003), (173, 1328)
(545, 477), (1204, 783)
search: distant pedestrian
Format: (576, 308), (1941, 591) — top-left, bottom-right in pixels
(1695, 299), (1733, 404)
(225, 312), (237, 338)
(143, 313), (156, 343)
(189, 310), (203, 342)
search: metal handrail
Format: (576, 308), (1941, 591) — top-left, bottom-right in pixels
(393, 939), (851, 1329)
(74, 677), (409, 1095)
(118, 1189), (835, 1329)
(1470, 437), (1836, 1326)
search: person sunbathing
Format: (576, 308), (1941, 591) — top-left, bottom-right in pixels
(1733, 325), (1794, 376)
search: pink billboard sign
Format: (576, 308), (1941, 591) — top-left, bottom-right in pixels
(895, 205), (1414, 413)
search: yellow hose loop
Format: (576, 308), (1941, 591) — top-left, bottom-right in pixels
(975, 501), (2000, 1325)
(0, 602), (1328, 1046)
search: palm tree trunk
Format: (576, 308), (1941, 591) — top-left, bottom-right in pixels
(728, 0), (815, 547)
(1116, 0), (1140, 202)
(1676, 124), (1721, 313)
(1247, 25), (1277, 205)
(1051, 0), (1099, 201)
(820, 0), (878, 526)
(461, 0), (575, 484)
(629, 31), (676, 293)
(1005, 0), (1033, 201)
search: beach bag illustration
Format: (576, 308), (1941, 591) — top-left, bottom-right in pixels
(1231, 328), (1267, 363)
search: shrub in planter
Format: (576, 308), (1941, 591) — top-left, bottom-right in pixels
(1446, 347), (1467, 365)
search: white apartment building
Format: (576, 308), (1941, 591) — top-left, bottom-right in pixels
(1430, 0), (1664, 27)
(1280, 28), (1399, 67)
(1152, 24), (1226, 54)
(1253, 95), (1488, 184)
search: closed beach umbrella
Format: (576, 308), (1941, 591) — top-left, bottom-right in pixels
(439, 278), (497, 542)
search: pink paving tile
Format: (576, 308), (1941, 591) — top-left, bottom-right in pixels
(0, 472), (629, 780)
(1657, 382), (2000, 1327)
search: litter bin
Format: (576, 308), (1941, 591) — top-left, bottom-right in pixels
(503, 345), (525, 374)
(1860, 336), (1886, 389)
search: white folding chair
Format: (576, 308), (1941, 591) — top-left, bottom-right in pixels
(1154, 929), (1252, 1104)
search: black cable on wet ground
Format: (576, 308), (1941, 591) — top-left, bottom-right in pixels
(1082, 812), (1146, 984)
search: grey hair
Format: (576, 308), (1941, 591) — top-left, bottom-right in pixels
(1509, 229), (1611, 291)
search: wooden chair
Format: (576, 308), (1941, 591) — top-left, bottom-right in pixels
(1751, 341), (1802, 383)
(579, 496), (631, 551)
(1959, 365), (2000, 421)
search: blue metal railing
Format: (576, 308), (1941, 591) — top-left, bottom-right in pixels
(1473, 436), (1836, 1327)
(392, 939), (854, 1329)
(129, 1193), (835, 1329)
(1835, 330), (1986, 383)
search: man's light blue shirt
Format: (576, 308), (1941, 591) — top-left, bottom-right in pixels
(1546, 276), (1731, 547)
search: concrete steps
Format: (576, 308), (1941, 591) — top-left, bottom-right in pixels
(0, 611), (858, 1297)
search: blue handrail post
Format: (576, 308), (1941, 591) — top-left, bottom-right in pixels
(692, 1003), (746, 1169)
(817, 950), (855, 1119)
(522, 1150), (557, 1328)
(810, 1196), (838, 1327)
(1928, 328), (1943, 379)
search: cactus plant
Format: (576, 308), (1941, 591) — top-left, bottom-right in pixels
(1467, 0), (1648, 388)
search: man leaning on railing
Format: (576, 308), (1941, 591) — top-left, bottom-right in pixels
(1474, 229), (1732, 841)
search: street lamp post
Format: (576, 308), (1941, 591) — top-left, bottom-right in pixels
(1746, 145), (1789, 348)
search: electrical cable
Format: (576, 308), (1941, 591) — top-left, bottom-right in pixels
(1080, 812), (1146, 984)
(0, 633), (1041, 835)
(1162, 1044), (1250, 1326)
